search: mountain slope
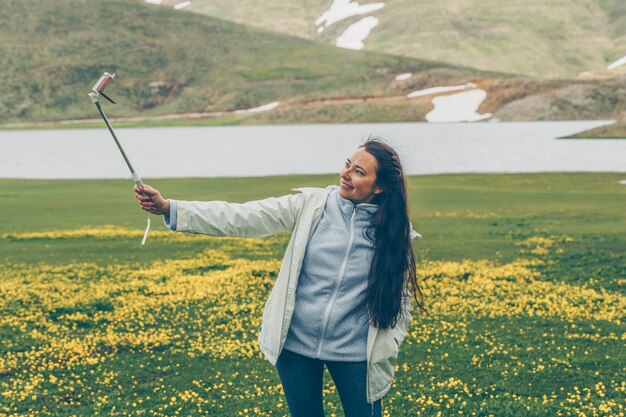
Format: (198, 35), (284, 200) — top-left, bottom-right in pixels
(2, 0), (624, 132)
(168, 0), (625, 79)
(1, 0), (476, 123)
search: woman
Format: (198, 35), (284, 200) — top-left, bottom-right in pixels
(135, 138), (425, 417)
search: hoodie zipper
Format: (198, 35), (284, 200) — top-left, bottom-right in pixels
(315, 205), (357, 358)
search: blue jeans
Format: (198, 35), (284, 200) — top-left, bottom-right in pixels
(276, 348), (383, 417)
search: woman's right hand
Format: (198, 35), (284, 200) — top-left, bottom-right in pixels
(134, 184), (170, 215)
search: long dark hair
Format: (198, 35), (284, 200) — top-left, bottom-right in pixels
(361, 137), (426, 329)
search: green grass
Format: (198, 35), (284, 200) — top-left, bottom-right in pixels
(0, 114), (252, 130)
(0, 0), (461, 125)
(2, 173), (623, 263)
(566, 119), (626, 139)
(179, 0), (625, 78)
(0, 102), (430, 130)
(1, 173), (625, 416)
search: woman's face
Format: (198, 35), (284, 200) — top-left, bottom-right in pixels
(339, 148), (383, 205)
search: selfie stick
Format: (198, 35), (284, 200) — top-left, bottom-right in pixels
(88, 73), (144, 187)
(88, 72), (150, 245)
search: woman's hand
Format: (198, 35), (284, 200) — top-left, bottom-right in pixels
(134, 184), (170, 215)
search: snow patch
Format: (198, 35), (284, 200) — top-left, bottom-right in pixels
(618, 180), (626, 185)
(608, 55), (626, 70)
(316, 0), (384, 32)
(174, 1), (191, 10)
(336, 16), (378, 50)
(145, 0), (161, 4)
(234, 102), (280, 114)
(395, 73), (412, 81)
(426, 90), (492, 123)
(408, 83), (476, 98)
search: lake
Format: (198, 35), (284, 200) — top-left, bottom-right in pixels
(0, 121), (624, 179)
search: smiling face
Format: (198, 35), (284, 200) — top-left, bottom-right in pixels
(339, 147), (383, 205)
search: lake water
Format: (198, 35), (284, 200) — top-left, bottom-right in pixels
(0, 121), (624, 179)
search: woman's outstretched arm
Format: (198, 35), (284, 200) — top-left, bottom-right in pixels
(134, 184), (304, 238)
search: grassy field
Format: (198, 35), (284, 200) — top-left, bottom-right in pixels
(1, 173), (625, 416)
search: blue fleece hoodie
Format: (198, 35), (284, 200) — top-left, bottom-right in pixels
(283, 188), (378, 361)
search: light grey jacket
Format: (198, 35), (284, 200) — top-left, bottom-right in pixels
(171, 185), (421, 404)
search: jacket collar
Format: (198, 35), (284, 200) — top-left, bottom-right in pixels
(330, 185), (378, 216)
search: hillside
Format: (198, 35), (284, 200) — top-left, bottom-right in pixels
(167, 0), (626, 79)
(1, 0), (478, 124)
(1, 0), (624, 133)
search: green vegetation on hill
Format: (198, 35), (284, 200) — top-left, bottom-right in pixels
(569, 120), (626, 139)
(598, 0), (626, 45)
(174, 0), (625, 79)
(2, 0), (624, 127)
(370, 0), (624, 78)
(0, 0), (468, 124)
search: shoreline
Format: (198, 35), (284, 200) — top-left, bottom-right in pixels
(1, 117), (623, 140)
